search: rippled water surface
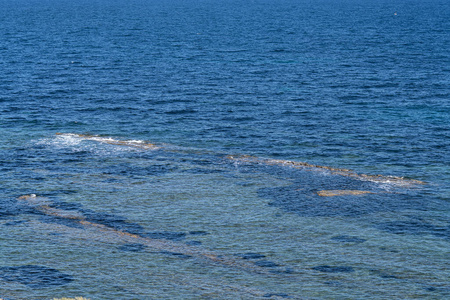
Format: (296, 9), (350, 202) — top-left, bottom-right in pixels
(1, 0), (449, 299)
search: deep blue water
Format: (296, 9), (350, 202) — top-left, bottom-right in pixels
(1, 0), (449, 299)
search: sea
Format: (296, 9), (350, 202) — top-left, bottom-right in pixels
(0, 0), (449, 299)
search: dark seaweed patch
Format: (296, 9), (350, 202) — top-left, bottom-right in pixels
(331, 235), (366, 244)
(3, 220), (27, 226)
(118, 243), (147, 252)
(312, 265), (355, 273)
(54, 189), (78, 195)
(50, 201), (83, 211)
(423, 285), (450, 294)
(180, 158), (214, 166)
(38, 215), (84, 229)
(1, 198), (25, 218)
(263, 293), (291, 298)
(324, 281), (343, 287)
(80, 209), (147, 236)
(261, 184), (423, 217)
(0, 265), (73, 288)
(254, 260), (279, 268)
(185, 240), (202, 246)
(253, 163), (428, 217)
(159, 251), (192, 259)
(102, 163), (177, 177)
(188, 230), (209, 236)
(144, 231), (186, 241)
(369, 269), (399, 279)
(80, 209), (186, 241)
(375, 220), (450, 240)
(269, 267), (295, 275)
(379, 273), (398, 279)
(237, 252), (266, 260)
(182, 168), (226, 174)
(33, 200), (188, 241)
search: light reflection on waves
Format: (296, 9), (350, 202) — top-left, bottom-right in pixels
(54, 132), (425, 188)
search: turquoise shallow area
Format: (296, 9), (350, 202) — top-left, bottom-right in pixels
(0, 0), (449, 299)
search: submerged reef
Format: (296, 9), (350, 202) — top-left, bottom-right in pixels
(312, 265), (355, 273)
(317, 190), (373, 197)
(118, 243), (147, 252)
(0, 265), (73, 288)
(14, 194), (298, 299)
(257, 168), (425, 217)
(52, 298), (90, 300)
(16, 195), (286, 276)
(227, 155), (425, 186)
(260, 185), (421, 217)
(330, 235), (367, 244)
(375, 219), (450, 240)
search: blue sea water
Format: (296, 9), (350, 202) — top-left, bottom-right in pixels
(0, 0), (449, 299)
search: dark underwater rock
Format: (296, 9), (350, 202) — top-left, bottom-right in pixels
(118, 243), (147, 252)
(261, 184), (423, 217)
(254, 260), (279, 268)
(144, 231), (186, 241)
(369, 269), (399, 279)
(182, 168), (226, 174)
(102, 163), (177, 177)
(253, 161), (428, 217)
(159, 251), (192, 259)
(0, 265), (73, 288)
(185, 240), (202, 246)
(188, 230), (209, 236)
(324, 281), (343, 287)
(3, 220), (27, 226)
(312, 265), (355, 273)
(263, 292), (291, 298)
(331, 235), (366, 244)
(0, 197), (25, 218)
(78, 209), (147, 236)
(317, 190), (373, 197)
(237, 252), (266, 260)
(423, 285), (450, 294)
(269, 267), (295, 275)
(38, 214), (85, 229)
(375, 219), (450, 240)
(49, 201), (84, 211)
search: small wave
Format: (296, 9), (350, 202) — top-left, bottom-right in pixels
(54, 133), (160, 150)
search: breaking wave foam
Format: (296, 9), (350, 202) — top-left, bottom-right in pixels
(54, 133), (160, 150)
(48, 133), (425, 188)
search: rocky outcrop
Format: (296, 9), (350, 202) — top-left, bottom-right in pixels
(227, 155), (425, 187)
(317, 190), (373, 197)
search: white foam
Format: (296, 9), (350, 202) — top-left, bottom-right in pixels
(226, 155), (425, 189)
